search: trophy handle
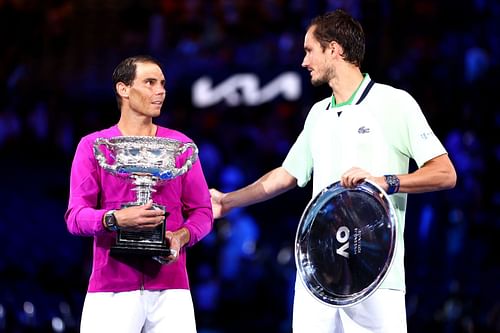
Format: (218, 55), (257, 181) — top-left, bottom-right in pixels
(160, 142), (198, 179)
(93, 138), (118, 173)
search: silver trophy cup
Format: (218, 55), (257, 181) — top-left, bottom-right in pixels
(295, 180), (398, 307)
(93, 136), (198, 257)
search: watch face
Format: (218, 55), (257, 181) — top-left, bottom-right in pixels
(295, 180), (398, 307)
(386, 175), (399, 186)
(105, 211), (117, 229)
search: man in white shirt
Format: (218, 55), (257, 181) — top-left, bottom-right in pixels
(210, 9), (456, 333)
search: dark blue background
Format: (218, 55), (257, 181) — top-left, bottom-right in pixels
(0, 1), (499, 332)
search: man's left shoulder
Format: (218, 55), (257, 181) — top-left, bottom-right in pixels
(157, 126), (192, 143)
(370, 82), (415, 102)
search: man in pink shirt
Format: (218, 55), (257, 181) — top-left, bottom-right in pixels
(65, 55), (213, 333)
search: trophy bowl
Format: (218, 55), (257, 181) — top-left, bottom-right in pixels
(94, 136), (198, 257)
(295, 180), (398, 307)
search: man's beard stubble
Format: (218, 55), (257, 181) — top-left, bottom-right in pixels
(310, 67), (333, 87)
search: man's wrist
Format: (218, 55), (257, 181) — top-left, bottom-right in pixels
(176, 227), (191, 247)
(103, 210), (119, 231)
(384, 175), (400, 194)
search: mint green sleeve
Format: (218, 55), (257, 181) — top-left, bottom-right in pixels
(390, 90), (447, 167)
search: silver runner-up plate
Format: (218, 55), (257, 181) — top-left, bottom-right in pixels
(295, 180), (398, 307)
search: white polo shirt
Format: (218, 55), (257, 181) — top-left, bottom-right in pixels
(283, 74), (447, 291)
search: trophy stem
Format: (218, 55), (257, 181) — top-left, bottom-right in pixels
(131, 174), (158, 205)
(134, 186), (154, 204)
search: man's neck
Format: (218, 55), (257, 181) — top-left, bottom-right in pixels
(329, 67), (364, 105)
(117, 116), (157, 136)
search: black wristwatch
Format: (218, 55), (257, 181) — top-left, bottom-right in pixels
(384, 175), (400, 195)
(103, 210), (119, 231)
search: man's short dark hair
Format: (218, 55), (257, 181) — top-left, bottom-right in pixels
(309, 9), (365, 67)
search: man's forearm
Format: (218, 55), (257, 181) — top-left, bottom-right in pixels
(222, 167), (297, 210)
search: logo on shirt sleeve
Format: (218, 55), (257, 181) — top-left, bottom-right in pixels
(420, 131), (435, 140)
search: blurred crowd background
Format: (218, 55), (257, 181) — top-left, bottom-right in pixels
(0, 0), (499, 332)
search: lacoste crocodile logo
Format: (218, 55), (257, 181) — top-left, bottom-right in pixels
(357, 126), (370, 134)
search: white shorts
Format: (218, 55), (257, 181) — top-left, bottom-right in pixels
(293, 276), (407, 333)
(80, 289), (197, 333)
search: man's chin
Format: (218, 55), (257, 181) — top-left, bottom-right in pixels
(150, 108), (162, 117)
(311, 79), (325, 87)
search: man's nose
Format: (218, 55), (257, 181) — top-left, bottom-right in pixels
(301, 56), (308, 67)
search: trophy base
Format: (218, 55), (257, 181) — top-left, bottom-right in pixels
(110, 243), (173, 257)
(110, 202), (172, 258)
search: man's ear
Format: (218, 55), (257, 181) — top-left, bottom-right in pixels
(329, 41), (345, 59)
(328, 41), (334, 54)
(329, 40), (339, 55)
(116, 82), (129, 98)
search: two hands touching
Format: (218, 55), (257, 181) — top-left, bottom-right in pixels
(105, 167), (383, 264)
